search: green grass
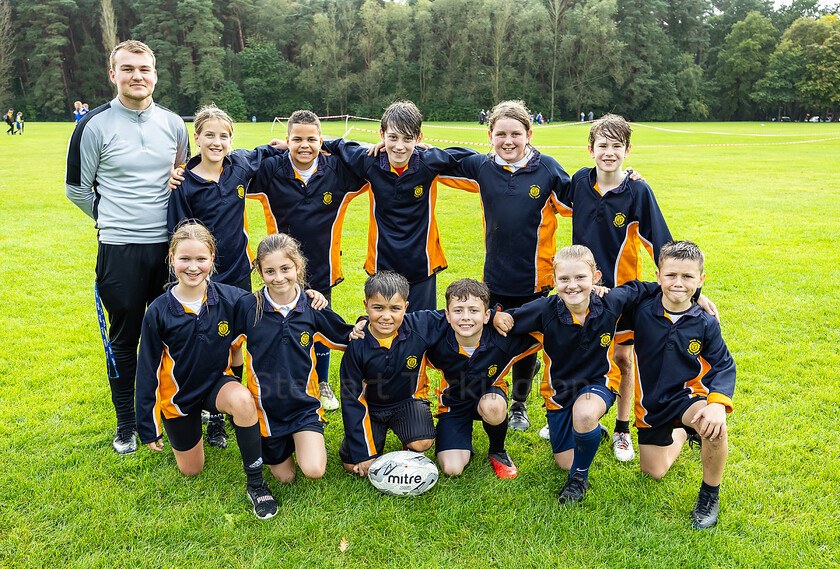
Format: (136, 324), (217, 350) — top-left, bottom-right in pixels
(1, 120), (839, 567)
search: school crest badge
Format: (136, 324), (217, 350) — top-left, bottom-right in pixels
(237, 184), (245, 199)
(488, 364), (498, 377)
(414, 185), (424, 198)
(529, 185), (541, 199)
(687, 339), (702, 355)
(300, 331), (311, 347)
(218, 321), (230, 336)
(323, 192), (332, 205)
(613, 212), (626, 227)
(600, 333), (611, 347)
(406, 355), (419, 369)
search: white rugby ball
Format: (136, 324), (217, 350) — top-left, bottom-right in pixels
(368, 450), (439, 496)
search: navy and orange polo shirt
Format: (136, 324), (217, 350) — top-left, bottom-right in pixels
(424, 325), (541, 414)
(322, 139), (474, 284)
(136, 282), (248, 444)
(339, 310), (451, 463)
(622, 295), (736, 430)
(506, 281), (661, 410)
(247, 150), (369, 292)
(167, 146), (280, 285)
(438, 148), (572, 296)
(233, 288), (354, 438)
(560, 167), (672, 288)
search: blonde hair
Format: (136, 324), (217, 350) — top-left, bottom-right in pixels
(488, 100), (532, 132)
(194, 104), (234, 137)
(109, 39), (156, 71)
(252, 234), (308, 320)
(167, 221), (217, 279)
(553, 245), (599, 277)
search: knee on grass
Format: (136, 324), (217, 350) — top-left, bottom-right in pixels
(640, 460), (670, 480)
(177, 462), (204, 477)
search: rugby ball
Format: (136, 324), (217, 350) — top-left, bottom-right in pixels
(368, 451), (439, 496)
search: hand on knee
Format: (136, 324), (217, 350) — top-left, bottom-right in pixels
(407, 439), (433, 452)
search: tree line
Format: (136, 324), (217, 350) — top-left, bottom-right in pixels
(0, 0), (838, 122)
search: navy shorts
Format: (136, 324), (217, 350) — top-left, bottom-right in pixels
(262, 421), (325, 465)
(546, 384), (616, 454)
(161, 374), (239, 452)
(637, 396), (706, 447)
(339, 398), (435, 463)
(407, 275), (437, 312)
(435, 387), (507, 453)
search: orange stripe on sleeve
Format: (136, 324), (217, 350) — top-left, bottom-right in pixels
(244, 349), (270, 437)
(437, 176), (480, 193)
(156, 346), (184, 419)
(633, 358), (651, 428)
(308, 345), (325, 422)
(536, 201), (559, 292)
(358, 385), (377, 456)
(313, 332), (347, 352)
(414, 356), (431, 400)
(684, 356), (712, 398)
(426, 179), (447, 275)
(365, 192), (379, 275)
(707, 393), (734, 413)
(330, 183), (369, 285)
(246, 193), (279, 234)
(615, 221), (642, 285)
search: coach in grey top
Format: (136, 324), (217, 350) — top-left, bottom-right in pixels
(65, 39), (190, 454)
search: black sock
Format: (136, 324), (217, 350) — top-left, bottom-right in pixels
(234, 422), (265, 487)
(700, 481), (720, 496)
(231, 364), (244, 379)
(484, 418), (508, 455)
(614, 419), (630, 434)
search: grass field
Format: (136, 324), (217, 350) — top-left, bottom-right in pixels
(1, 120), (839, 568)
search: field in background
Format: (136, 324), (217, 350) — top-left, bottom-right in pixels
(0, 121), (838, 567)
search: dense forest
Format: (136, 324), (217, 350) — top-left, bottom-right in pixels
(0, 0), (838, 122)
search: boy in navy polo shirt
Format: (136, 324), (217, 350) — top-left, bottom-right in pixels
(623, 241), (735, 529)
(322, 101), (473, 312)
(339, 271), (452, 477)
(426, 279), (541, 479)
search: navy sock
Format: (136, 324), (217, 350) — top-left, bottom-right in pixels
(314, 343), (330, 382)
(483, 418), (508, 455)
(700, 481), (720, 497)
(569, 425), (603, 480)
(234, 421), (265, 487)
(614, 419), (630, 434)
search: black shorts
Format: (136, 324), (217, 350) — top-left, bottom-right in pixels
(636, 396), (705, 447)
(339, 399), (435, 463)
(262, 422), (325, 465)
(161, 374), (239, 451)
(435, 388), (507, 453)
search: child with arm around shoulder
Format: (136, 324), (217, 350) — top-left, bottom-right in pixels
(319, 101), (474, 311)
(558, 114), (675, 460)
(493, 245), (716, 505)
(624, 241), (735, 529)
(232, 234), (353, 484)
(339, 271), (452, 477)
(425, 279), (542, 479)
(135, 223), (278, 520)
(167, 104), (281, 292)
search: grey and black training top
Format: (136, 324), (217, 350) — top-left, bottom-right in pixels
(65, 97), (190, 245)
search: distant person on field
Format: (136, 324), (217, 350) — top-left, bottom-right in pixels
(588, 110), (594, 122)
(5, 109), (13, 134)
(554, 114), (675, 463)
(65, 39), (190, 454)
(73, 101), (88, 124)
(623, 241), (735, 529)
(14, 111), (23, 134)
(580, 112), (585, 122)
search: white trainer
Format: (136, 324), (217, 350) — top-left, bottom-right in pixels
(612, 431), (635, 462)
(539, 424), (550, 440)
